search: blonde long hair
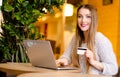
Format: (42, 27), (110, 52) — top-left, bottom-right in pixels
(71, 4), (98, 73)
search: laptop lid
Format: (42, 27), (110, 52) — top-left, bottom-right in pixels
(23, 40), (58, 69)
(23, 40), (78, 70)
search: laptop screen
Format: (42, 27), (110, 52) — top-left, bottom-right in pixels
(23, 40), (58, 69)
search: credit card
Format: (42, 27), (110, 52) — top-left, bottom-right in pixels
(77, 47), (87, 55)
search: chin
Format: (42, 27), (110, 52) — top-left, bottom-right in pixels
(81, 29), (88, 32)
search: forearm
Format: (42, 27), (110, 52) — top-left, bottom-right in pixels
(90, 60), (104, 71)
(85, 49), (104, 71)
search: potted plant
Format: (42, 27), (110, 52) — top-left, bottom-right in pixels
(0, 0), (65, 63)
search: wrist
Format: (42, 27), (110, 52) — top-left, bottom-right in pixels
(89, 60), (104, 71)
(89, 59), (96, 66)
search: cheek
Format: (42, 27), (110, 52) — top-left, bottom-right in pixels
(88, 19), (92, 24)
(89, 21), (92, 24)
(77, 18), (82, 24)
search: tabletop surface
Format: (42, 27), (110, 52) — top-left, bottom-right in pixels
(0, 63), (111, 77)
(17, 72), (110, 77)
(0, 62), (80, 74)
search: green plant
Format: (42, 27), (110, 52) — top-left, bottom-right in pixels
(0, 0), (65, 63)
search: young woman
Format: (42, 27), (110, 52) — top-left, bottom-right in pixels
(56, 4), (118, 76)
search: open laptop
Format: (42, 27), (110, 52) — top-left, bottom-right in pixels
(23, 40), (78, 70)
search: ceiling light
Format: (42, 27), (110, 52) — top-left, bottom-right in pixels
(64, 3), (73, 16)
(0, 0), (2, 6)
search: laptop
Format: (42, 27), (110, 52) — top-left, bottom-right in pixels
(23, 40), (78, 70)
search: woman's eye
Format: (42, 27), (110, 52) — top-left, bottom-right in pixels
(87, 16), (91, 18)
(78, 15), (82, 18)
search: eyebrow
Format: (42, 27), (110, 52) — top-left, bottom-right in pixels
(77, 14), (91, 16)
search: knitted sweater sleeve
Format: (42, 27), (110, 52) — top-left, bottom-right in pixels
(60, 36), (75, 64)
(96, 32), (118, 75)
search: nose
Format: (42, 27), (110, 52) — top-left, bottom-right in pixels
(82, 17), (87, 22)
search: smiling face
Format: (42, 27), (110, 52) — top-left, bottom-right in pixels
(77, 8), (92, 32)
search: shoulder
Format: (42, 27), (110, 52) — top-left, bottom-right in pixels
(95, 32), (112, 48)
(96, 32), (107, 40)
(95, 32), (111, 43)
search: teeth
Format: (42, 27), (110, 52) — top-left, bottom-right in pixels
(81, 24), (86, 27)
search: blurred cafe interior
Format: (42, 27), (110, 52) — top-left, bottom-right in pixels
(0, 0), (120, 77)
(34, 0), (120, 66)
(0, 0), (120, 66)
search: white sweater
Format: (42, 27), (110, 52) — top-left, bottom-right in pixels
(60, 32), (118, 76)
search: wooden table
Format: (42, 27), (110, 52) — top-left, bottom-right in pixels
(17, 72), (110, 77)
(0, 63), (110, 77)
(0, 62), (55, 74)
(0, 62), (80, 76)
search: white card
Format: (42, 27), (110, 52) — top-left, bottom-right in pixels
(77, 47), (87, 55)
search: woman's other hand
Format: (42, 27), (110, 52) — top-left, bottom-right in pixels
(56, 58), (69, 66)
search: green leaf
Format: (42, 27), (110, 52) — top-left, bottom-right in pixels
(28, 23), (35, 29)
(33, 9), (41, 16)
(14, 12), (21, 20)
(4, 48), (12, 61)
(18, 0), (24, 3)
(4, 4), (14, 12)
(22, 1), (29, 7)
(19, 43), (24, 62)
(15, 50), (19, 62)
